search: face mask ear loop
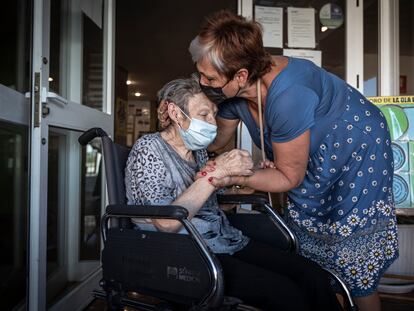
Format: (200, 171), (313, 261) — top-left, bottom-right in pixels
(176, 106), (191, 121)
(174, 105), (192, 131)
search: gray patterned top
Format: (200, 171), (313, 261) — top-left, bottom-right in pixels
(125, 132), (249, 254)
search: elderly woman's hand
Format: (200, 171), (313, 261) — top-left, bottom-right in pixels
(215, 149), (254, 177)
(196, 149), (254, 180)
(157, 99), (170, 129)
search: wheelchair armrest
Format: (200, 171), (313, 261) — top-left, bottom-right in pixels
(106, 204), (189, 220)
(218, 193), (298, 253)
(216, 193), (268, 205)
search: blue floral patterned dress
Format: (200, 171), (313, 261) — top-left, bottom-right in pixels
(218, 57), (399, 297)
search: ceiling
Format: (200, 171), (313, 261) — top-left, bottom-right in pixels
(115, 0), (237, 102)
(116, 0), (413, 102)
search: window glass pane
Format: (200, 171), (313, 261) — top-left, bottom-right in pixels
(253, 0), (346, 79)
(49, 0), (104, 109)
(82, 11), (104, 110)
(399, 0), (414, 95)
(363, 0), (379, 96)
(80, 139), (102, 260)
(46, 129), (103, 305)
(47, 133), (64, 277)
(49, 0), (62, 94)
(0, 122), (28, 310)
(0, 0), (31, 93)
(0, 0), (31, 309)
(46, 131), (68, 307)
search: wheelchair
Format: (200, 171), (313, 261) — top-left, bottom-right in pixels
(79, 127), (357, 311)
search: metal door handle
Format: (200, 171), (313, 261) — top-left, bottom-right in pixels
(42, 88), (68, 105)
(25, 88), (69, 105)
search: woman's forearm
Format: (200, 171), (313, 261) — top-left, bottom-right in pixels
(153, 176), (216, 232)
(237, 167), (303, 193)
(173, 177), (216, 218)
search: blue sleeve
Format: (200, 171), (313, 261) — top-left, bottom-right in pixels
(267, 86), (318, 143)
(217, 98), (242, 120)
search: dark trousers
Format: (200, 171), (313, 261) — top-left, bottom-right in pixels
(216, 239), (342, 311)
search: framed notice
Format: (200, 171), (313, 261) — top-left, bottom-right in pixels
(255, 6), (283, 48)
(287, 7), (316, 48)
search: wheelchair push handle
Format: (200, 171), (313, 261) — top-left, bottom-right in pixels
(78, 127), (108, 145)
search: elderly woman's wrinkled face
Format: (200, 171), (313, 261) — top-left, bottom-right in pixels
(179, 93), (217, 130)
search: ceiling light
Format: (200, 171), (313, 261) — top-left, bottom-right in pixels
(126, 80), (132, 85)
(321, 26), (328, 32)
(134, 92), (141, 97)
(48, 77), (54, 82)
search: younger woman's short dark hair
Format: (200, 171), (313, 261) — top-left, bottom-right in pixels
(189, 10), (273, 84)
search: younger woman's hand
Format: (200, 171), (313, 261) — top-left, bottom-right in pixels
(259, 159), (276, 169)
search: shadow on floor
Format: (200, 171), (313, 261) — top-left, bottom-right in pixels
(84, 295), (414, 311)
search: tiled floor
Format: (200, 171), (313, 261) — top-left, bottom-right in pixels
(85, 295), (414, 310)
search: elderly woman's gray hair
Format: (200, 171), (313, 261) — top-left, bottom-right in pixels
(157, 77), (201, 113)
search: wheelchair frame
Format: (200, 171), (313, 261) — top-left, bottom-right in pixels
(79, 127), (357, 311)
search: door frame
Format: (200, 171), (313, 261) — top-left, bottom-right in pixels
(28, 0), (115, 310)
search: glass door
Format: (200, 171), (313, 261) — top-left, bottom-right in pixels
(29, 0), (114, 310)
(0, 1), (32, 310)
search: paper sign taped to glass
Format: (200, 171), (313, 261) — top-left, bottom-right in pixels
(368, 96), (414, 209)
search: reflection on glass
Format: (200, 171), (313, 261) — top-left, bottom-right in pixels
(82, 12), (104, 110)
(49, 0), (62, 94)
(0, 1), (31, 93)
(46, 130), (103, 305)
(363, 0), (378, 96)
(46, 131), (68, 307)
(47, 134), (63, 276)
(0, 122), (28, 310)
(80, 139), (102, 260)
(399, 0), (414, 95)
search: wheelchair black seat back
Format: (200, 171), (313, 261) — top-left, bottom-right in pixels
(78, 127), (357, 311)
(102, 226), (216, 305)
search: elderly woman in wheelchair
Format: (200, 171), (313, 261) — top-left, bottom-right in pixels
(124, 77), (342, 311)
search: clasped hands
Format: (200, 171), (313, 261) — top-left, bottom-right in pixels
(196, 152), (277, 189)
(196, 149), (254, 188)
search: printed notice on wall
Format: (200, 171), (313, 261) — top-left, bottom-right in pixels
(255, 6), (283, 48)
(287, 7), (315, 48)
(283, 49), (321, 67)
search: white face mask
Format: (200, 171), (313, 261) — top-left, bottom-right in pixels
(176, 107), (217, 150)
